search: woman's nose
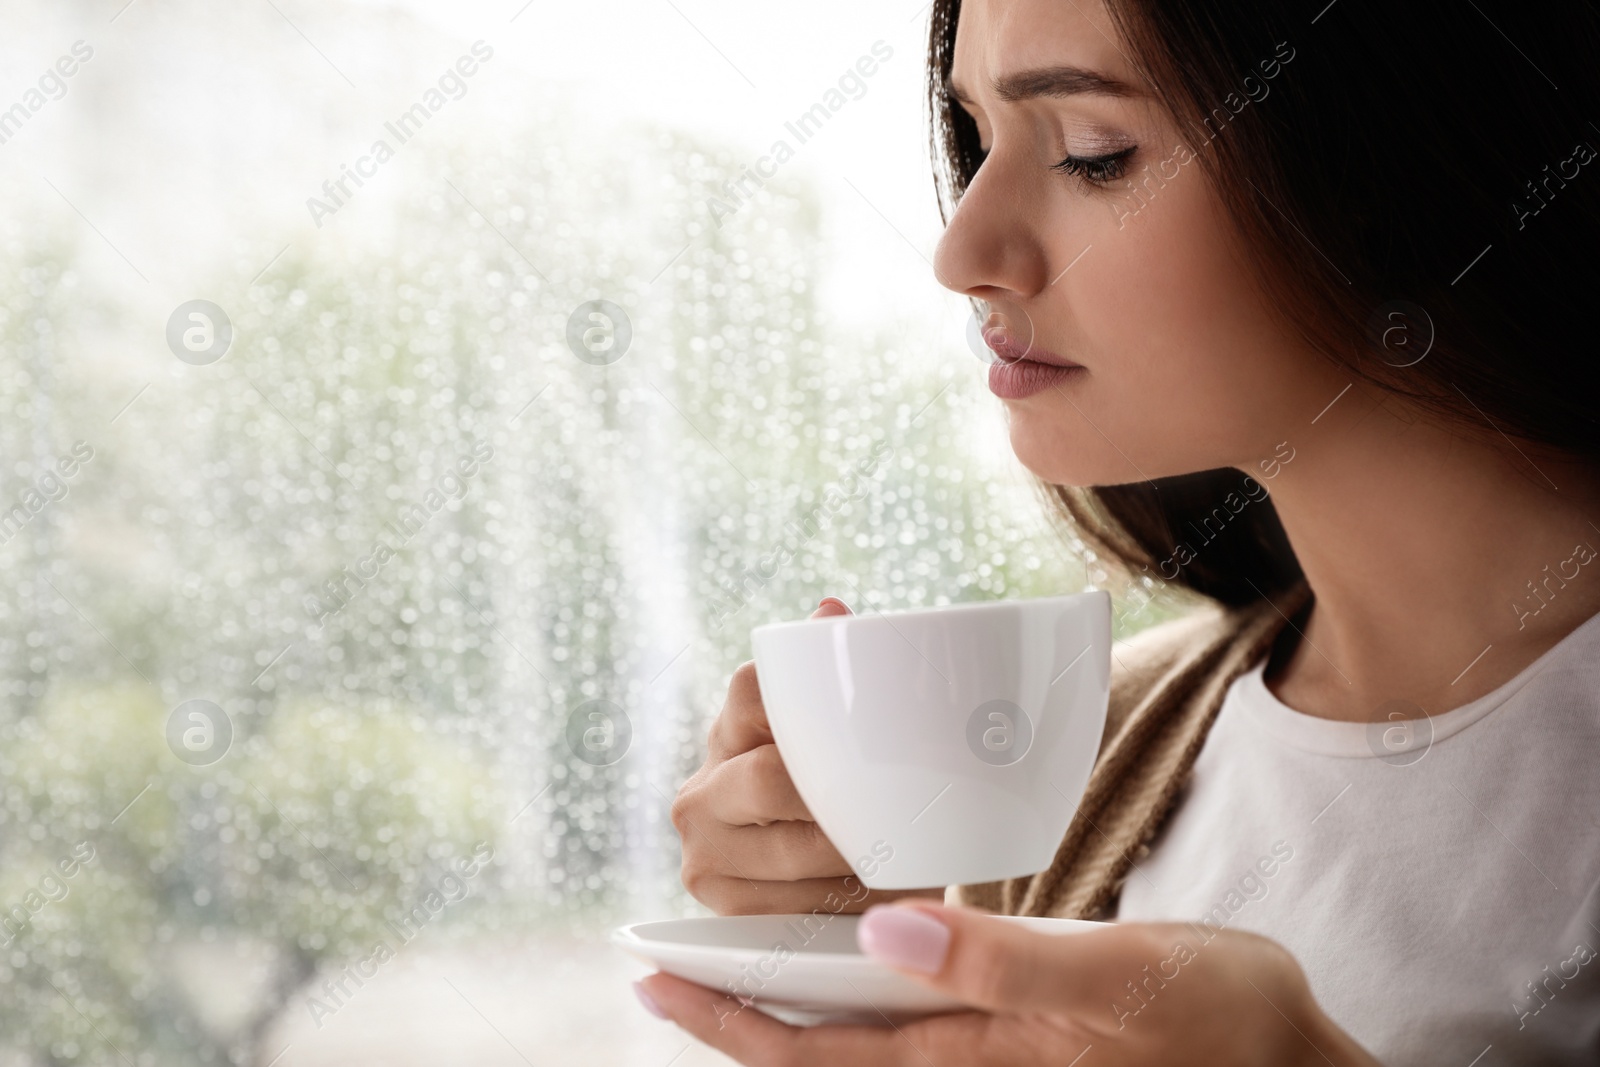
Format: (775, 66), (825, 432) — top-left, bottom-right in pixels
(932, 153), (1051, 301)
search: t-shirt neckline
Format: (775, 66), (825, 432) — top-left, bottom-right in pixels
(1233, 606), (1600, 758)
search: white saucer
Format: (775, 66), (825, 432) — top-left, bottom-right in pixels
(612, 912), (1105, 1026)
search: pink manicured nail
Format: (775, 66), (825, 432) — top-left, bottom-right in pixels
(857, 906), (951, 974)
(633, 981), (669, 1020)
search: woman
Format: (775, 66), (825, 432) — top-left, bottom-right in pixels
(640, 0), (1600, 1062)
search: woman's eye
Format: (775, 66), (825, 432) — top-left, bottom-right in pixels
(1051, 146), (1136, 186)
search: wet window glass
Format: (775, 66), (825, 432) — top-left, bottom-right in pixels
(0, 3), (1186, 1062)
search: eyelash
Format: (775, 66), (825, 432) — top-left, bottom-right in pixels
(971, 142), (1137, 188)
(1050, 146), (1136, 186)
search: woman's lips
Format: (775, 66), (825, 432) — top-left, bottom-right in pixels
(981, 330), (1084, 399)
(988, 359), (1083, 399)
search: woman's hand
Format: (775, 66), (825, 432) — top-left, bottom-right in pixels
(636, 900), (1382, 1067)
(671, 597), (944, 915)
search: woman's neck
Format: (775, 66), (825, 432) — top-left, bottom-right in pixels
(1255, 383), (1600, 723)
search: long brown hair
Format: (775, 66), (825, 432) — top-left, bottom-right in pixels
(928, 0), (1600, 607)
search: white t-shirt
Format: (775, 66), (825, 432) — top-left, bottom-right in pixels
(1114, 608), (1600, 1065)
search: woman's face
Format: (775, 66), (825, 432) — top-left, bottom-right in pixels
(935, 0), (1348, 487)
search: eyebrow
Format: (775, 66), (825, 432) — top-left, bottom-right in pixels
(944, 65), (1138, 105)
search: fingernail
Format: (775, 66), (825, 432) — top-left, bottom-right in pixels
(633, 980), (669, 1020)
(857, 905), (951, 974)
(816, 596), (852, 614)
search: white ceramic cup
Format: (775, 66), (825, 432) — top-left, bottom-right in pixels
(750, 591), (1111, 890)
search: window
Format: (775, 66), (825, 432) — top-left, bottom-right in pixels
(0, 3), (1176, 1062)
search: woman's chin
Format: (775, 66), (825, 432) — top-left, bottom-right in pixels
(1007, 421), (1132, 488)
